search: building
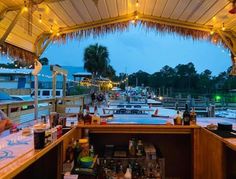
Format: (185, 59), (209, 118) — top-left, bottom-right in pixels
(0, 68), (32, 89)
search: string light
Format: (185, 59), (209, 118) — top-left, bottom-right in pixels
(56, 32), (60, 36)
(131, 19), (136, 24)
(135, 0), (139, 7)
(210, 30), (214, 35)
(39, 14), (42, 23)
(222, 23), (226, 31)
(50, 25), (53, 33)
(23, 1), (28, 12)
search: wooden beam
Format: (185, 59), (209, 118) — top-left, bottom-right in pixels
(34, 33), (52, 57)
(0, 6), (20, 21)
(217, 30), (236, 57)
(0, 10), (21, 45)
(50, 65), (68, 75)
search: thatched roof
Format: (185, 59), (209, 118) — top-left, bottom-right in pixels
(0, 0), (235, 62)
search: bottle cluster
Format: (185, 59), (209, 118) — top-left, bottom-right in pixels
(173, 103), (197, 125)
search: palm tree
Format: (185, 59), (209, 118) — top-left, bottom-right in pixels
(83, 43), (109, 79)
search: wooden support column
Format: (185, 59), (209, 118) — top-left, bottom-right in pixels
(52, 71), (57, 98)
(50, 65), (68, 98)
(63, 75), (67, 97)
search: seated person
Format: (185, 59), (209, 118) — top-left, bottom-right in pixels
(0, 110), (13, 132)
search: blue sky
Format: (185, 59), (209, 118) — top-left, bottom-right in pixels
(42, 25), (230, 76)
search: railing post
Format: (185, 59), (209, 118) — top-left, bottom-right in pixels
(34, 75), (39, 120)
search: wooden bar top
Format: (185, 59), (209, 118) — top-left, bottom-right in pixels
(78, 124), (199, 134)
(1, 117), (236, 178)
(0, 128), (76, 179)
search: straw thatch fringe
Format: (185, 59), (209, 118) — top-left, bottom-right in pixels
(0, 42), (35, 64)
(53, 19), (228, 49)
(54, 21), (130, 43)
(1, 19), (229, 62)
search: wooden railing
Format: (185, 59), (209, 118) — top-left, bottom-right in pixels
(0, 94), (91, 125)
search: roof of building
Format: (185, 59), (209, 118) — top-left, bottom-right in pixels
(73, 72), (92, 77)
(0, 68), (32, 75)
(0, 0), (236, 62)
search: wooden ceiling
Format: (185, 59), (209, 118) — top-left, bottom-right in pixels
(0, 0), (235, 57)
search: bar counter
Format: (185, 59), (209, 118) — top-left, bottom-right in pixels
(0, 122), (236, 178)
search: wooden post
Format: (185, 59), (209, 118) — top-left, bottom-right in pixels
(34, 74), (38, 120)
(52, 71), (56, 98)
(63, 75), (66, 97)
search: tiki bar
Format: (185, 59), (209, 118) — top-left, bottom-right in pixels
(0, 0), (236, 179)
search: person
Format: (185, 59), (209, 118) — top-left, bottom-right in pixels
(0, 110), (13, 132)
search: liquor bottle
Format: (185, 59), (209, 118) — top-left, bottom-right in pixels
(183, 104), (190, 125)
(77, 108), (84, 123)
(89, 145), (94, 158)
(174, 110), (182, 125)
(84, 106), (92, 125)
(136, 140), (144, 157)
(66, 139), (74, 162)
(124, 167), (132, 179)
(132, 162), (141, 179)
(73, 140), (80, 167)
(117, 165), (125, 179)
(129, 138), (136, 156)
(190, 107), (197, 125)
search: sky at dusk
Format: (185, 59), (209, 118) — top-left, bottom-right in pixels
(42, 25), (230, 76)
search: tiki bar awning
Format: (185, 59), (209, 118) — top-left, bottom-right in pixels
(0, 0), (236, 63)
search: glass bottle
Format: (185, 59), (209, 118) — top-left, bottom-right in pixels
(117, 165), (124, 179)
(129, 139), (136, 157)
(175, 110), (182, 125)
(77, 108), (84, 123)
(190, 107), (197, 125)
(183, 104), (190, 125)
(84, 106), (92, 125)
(136, 140), (144, 157)
(124, 167), (132, 179)
(73, 140), (80, 167)
(90, 145), (94, 158)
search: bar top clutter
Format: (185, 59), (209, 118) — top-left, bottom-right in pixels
(0, 116), (235, 179)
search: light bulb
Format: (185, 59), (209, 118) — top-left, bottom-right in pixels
(23, 7), (28, 12)
(50, 25), (53, 33)
(23, 1), (28, 12)
(210, 30), (214, 35)
(39, 14), (42, 23)
(222, 23), (226, 31)
(136, 0), (139, 7)
(131, 19), (136, 24)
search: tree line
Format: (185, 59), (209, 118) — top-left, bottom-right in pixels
(126, 62), (236, 96)
(82, 44), (236, 96)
